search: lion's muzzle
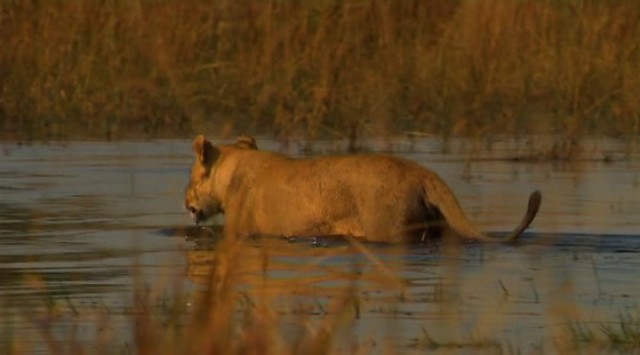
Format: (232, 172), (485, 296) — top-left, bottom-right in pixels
(185, 203), (207, 225)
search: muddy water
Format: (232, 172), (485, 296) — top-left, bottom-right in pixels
(0, 137), (639, 352)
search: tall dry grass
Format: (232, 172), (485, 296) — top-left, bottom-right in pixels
(1, 0), (639, 146)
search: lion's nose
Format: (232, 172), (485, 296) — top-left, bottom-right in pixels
(185, 204), (204, 225)
(185, 201), (197, 214)
(186, 205), (197, 215)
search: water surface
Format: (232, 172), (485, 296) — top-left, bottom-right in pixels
(1, 137), (639, 352)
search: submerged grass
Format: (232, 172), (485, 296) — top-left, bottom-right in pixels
(569, 313), (640, 353)
(1, 0), (640, 150)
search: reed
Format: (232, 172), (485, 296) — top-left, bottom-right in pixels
(1, 0), (639, 147)
(4, 235), (640, 353)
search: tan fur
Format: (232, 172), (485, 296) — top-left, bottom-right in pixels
(185, 135), (542, 243)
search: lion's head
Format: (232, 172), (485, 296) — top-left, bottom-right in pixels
(184, 135), (257, 224)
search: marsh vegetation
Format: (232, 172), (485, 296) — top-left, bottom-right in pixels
(1, 0), (639, 156)
(2, 0), (640, 351)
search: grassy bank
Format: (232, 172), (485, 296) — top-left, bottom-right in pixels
(1, 0), (639, 145)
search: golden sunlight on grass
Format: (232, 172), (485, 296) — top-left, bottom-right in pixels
(1, 0), (639, 148)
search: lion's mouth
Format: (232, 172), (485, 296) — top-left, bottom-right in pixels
(187, 206), (207, 225)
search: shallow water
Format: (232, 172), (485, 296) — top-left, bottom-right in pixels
(0, 137), (639, 352)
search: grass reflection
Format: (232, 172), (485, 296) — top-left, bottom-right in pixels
(3, 228), (640, 353)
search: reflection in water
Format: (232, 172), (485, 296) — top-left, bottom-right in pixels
(0, 138), (639, 352)
(179, 225), (640, 352)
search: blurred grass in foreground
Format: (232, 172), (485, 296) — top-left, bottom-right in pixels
(1, 0), (639, 153)
(4, 236), (640, 354)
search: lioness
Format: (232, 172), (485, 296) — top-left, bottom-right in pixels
(185, 135), (541, 243)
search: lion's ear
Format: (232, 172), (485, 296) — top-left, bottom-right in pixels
(193, 135), (219, 166)
(235, 135), (258, 150)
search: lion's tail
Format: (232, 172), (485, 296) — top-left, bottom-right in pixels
(423, 174), (541, 243)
